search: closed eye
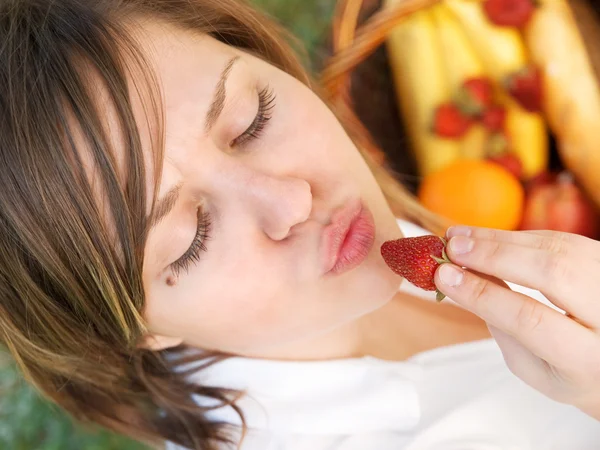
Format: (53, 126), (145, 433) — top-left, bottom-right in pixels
(230, 85), (275, 147)
(169, 209), (211, 277)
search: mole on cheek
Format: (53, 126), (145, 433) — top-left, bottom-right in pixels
(166, 276), (177, 287)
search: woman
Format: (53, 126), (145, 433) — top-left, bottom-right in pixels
(2, 0), (600, 449)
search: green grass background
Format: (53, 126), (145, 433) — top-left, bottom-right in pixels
(0, 1), (335, 449)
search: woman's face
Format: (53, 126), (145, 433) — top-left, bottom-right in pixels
(130, 22), (402, 356)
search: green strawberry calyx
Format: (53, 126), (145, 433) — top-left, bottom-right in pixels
(431, 237), (450, 302)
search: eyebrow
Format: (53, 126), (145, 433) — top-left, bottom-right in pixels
(148, 56), (240, 230)
(204, 55), (240, 133)
(149, 182), (182, 229)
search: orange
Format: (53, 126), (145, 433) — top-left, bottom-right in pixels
(418, 159), (525, 230)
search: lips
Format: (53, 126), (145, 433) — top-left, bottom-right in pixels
(321, 199), (376, 275)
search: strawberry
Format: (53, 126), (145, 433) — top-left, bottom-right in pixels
(483, 0), (535, 28)
(485, 132), (523, 179)
(432, 103), (473, 138)
(488, 152), (523, 179)
(505, 66), (543, 112)
(456, 78), (494, 115)
(486, 130), (511, 155)
(381, 235), (450, 301)
(481, 105), (507, 132)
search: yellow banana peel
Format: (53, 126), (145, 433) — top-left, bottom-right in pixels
(460, 124), (488, 160)
(444, 0), (527, 79)
(445, 0), (548, 178)
(430, 3), (487, 160)
(501, 94), (548, 179)
(523, 0), (600, 203)
(430, 3), (484, 88)
(385, 5), (461, 176)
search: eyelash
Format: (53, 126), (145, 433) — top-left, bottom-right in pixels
(231, 85), (276, 147)
(170, 210), (211, 277)
(169, 86), (275, 277)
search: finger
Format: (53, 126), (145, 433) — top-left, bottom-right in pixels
(473, 270), (509, 289)
(448, 227), (600, 325)
(487, 325), (558, 401)
(435, 263), (599, 372)
(445, 235), (600, 326)
(447, 226), (593, 257)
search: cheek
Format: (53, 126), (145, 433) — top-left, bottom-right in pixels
(199, 288), (290, 349)
(247, 58), (364, 179)
(283, 87), (363, 171)
(144, 258), (296, 347)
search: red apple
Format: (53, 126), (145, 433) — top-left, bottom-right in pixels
(519, 171), (600, 239)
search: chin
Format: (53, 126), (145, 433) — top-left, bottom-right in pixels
(376, 259), (402, 300)
(361, 212), (402, 300)
(352, 250), (401, 314)
(337, 194), (401, 309)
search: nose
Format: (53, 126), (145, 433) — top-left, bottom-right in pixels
(204, 158), (313, 241)
(245, 171), (313, 241)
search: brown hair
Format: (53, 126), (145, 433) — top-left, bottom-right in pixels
(0, 0), (445, 449)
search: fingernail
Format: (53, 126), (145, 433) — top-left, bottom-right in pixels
(438, 264), (464, 287)
(447, 226), (472, 238)
(449, 236), (474, 255)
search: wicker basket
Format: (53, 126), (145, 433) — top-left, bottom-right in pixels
(320, 0), (444, 192)
(319, 0), (600, 205)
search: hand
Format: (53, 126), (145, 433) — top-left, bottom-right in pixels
(434, 225), (600, 420)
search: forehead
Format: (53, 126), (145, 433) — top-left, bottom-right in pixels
(128, 20), (240, 195)
(74, 21), (237, 216)
(133, 20), (238, 110)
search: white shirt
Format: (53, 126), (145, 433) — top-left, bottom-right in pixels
(168, 220), (600, 449)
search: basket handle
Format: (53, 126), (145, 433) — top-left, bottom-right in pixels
(322, 0), (441, 100)
(332, 0), (365, 54)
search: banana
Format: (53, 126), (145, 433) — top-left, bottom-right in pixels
(430, 3), (484, 89)
(445, 0), (548, 178)
(523, 0), (600, 205)
(500, 94), (548, 179)
(430, 3), (487, 160)
(444, 0), (527, 79)
(385, 5), (461, 176)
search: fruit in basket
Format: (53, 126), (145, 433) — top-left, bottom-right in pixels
(432, 103), (474, 137)
(457, 77), (494, 115)
(488, 152), (523, 179)
(523, 0), (600, 207)
(431, 4), (486, 91)
(445, 0), (548, 179)
(519, 172), (599, 238)
(418, 159), (525, 230)
(486, 132), (523, 179)
(484, 129), (524, 180)
(500, 95), (547, 179)
(386, 7), (461, 175)
(504, 65), (543, 112)
(483, 0), (536, 28)
(445, 0), (527, 79)
(430, 3), (488, 160)
(481, 105), (507, 131)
